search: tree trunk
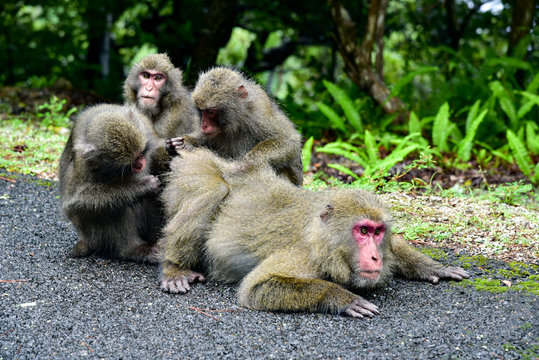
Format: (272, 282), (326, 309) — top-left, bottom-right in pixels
(186, 0), (239, 85)
(508, 0), (536, 87)
(328, 0), (405, 115)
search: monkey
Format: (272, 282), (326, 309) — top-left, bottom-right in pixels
(123, 53), (199, 140)
(59, 104), (169, 263)
(167, 67), (303, 186)
(159, 148), (469, 318)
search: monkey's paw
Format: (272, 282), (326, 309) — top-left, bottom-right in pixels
(141, 175), (160, 190)
(160, 270), (206, 294)
(167, 137), (193, 154)
(424, 266), (470, 284)
(344, 297), (380, 318)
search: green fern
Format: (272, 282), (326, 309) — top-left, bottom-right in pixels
(432, 102), (453, 153)
(327, 163), (360, 180)
(315, 102), (347, 132)
(364, 130), (379, 163)
(408, 111), (421, 135)
(322, 80), (363, 133)
(525, 122), (539, 155)
(457, 100), (488, 162)
(301, 136), (314, 173)
(506, 129), (533, 178)
(316, 141), (368, 168)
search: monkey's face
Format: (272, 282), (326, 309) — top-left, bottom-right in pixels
(199, 108), (222, 138)
(137, 70), (166, 109)
(352, 219), (385, 280)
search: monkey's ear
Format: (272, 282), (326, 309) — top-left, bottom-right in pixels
(235, 85), (248, 99)
(319, 204), (334, 222)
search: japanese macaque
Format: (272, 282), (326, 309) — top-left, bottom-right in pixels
(168, 67), (303, 186)
(59, 104), (169, 263)
(123, 53), (199, 139)
(160, 148), (469, 318)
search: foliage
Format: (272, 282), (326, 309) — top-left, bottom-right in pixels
(36, 96), (77, 128)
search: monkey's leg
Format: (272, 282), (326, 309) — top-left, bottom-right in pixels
(159, 181), (229, 293)
(237, 253), (379, 318)
(391, 234), (469, 283)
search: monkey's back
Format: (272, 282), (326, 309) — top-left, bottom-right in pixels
(206, 171), (321, 282)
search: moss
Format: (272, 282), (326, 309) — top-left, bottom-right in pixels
(418, 247), (448, 261)
(455, 275), (539, 295)
(513, 278), (539, 296)
(458, 254), (491, 271)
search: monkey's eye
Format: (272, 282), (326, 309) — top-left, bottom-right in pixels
(141, 72), (150, 79)
(154, 74), (164, 81)
(374, 228), (381, 235)
(360, 227), (368, 235)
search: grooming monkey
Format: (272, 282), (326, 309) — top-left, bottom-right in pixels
(59, 104), (168, 263)
(160, 148), (469, 317)
(123, 53), (199, 140)
(168, 67), (303, 185)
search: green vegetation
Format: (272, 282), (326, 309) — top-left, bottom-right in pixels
(0, 97), (74, 179)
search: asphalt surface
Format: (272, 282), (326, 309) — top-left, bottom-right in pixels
(1, 172), (537, 359)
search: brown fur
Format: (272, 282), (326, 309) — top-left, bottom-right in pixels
(59, 104), (167, 263)
(160, 148), (469, 317)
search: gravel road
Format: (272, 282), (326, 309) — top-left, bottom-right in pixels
(1, 172), (537, 359)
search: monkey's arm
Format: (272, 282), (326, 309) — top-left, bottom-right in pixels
(390, 234), (469, 283)
(237, 252), (379, 318)
(63, 175), (159, 214)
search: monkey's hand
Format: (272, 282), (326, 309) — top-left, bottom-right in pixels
(344, 297), (380, 318)
(141, 175), (160, 190)
(422, 265), (470, 284)
(161, 269), (206, 294)
(166, 136), (196, 154)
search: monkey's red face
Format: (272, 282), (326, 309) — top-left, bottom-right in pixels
(353, 219), (385, 280)
(138, 70), (166, 107)
(200, 108), (222, 138)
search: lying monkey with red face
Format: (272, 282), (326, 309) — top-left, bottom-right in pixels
(160, 148), (469, 317)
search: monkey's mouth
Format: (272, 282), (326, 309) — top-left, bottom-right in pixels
(359, 270), (380, 280)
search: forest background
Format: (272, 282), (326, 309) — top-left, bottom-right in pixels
(0, 0), (537, 187)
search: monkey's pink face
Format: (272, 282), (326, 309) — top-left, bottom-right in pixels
(138, 70), (166, 106)
(131, 154), (146, 173)
(200, 108), (222, 137)
(353, 219), (385, 280)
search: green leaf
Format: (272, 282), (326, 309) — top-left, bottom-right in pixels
(316, 102), (347, 132)
(322, 80), (363, 133)
(458, 108), (488, 162)
(327, 163), (360, 180)
(525, 122), (539, 155)
(507, 129), (533, 177)
(489, 81), (517, 128)
(364, 130), (379, 163)
(301, 136), (314, 173)
(432, 102), (451, 153)
(408, 111), (421, 135)
(316, 142), (369, 168)
(388, 66), (438, 100)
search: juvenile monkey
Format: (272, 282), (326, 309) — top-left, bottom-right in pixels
(160, 148), (469, 318)
(59, 104), (167, 263)
(168, 67), (303, 185)
(123, 53), (199, 140)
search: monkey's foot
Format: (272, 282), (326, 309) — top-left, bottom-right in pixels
(344, 297), (380, 318)
(70, 240), (92, 258)
(424, 266), (470, 284)
(160, 267), (206, 294)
